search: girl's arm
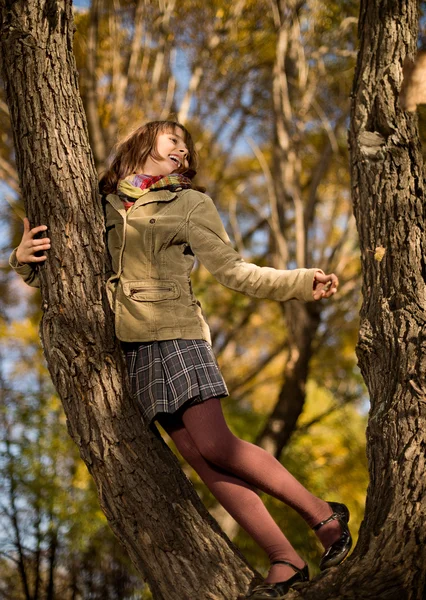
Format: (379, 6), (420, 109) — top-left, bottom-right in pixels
(187, 194), (338, 303)
(9, 217), (50, 288)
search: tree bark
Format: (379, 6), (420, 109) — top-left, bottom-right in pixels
(347, 0), (426, 595)
(285, 0), (426, 597)
(255, 0), (425, 597)
(0, 2), (255, 598)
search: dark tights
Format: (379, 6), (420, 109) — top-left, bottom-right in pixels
(158, 398), (341, 583)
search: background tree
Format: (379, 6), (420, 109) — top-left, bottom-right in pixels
(0, 318), (143, 600)
(252, 0), (360, 456)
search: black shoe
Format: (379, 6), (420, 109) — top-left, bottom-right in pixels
(245, 561), (309, 599)
(313, 501), (353, 571)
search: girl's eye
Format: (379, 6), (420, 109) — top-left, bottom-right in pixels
(170, 137), (177, 143)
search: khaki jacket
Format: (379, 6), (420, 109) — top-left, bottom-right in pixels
(10, 189), (320, 344)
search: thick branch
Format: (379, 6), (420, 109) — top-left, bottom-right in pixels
(0, 2), (255, 598)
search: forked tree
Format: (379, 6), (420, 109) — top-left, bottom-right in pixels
(0, 1), (424, 599)
(0, 2), (254, 599)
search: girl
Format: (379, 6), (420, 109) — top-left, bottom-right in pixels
(11, 120), (351, 600)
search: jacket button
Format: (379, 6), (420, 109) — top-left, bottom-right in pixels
(149, 218), (156, 224)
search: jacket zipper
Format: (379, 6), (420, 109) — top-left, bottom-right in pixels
(130, 287), (173, 294)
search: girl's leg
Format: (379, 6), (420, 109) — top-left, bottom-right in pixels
(179, 399), (341, 550)
(158, 413), (304, 584)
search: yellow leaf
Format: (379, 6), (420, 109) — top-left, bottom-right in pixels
(374, 246), (386, 261)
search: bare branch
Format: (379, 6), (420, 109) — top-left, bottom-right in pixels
(0, 98), (10, 116)
(213, 298), (259, 355)
(151, 0), (176, 92)
(178, 0), (248, 123)
(0, 549), (20, 566)
(228, 188), (246, 254)
(311, 99), (339, 153)
(0, 155), (19, 195)
(1, 194), (25, 221)
(245, 135), (288, 267)
(160, 70), (176, 120)
(106, 0), (128, 143)
(227, 341), (289, 398)
(85, 0), (107, 169)
(178, 64), (203, 124)
(293, 190), (305, 267)
(127, 0), (145, 84)
(293, 389), (358, 437)
(304, 141), (333, 235)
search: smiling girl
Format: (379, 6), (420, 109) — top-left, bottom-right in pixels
(11, 120), (351, 599)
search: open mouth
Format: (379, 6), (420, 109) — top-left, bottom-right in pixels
(168, 155), (181, 168)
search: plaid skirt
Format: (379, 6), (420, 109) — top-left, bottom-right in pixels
(122, 339), (229, 424)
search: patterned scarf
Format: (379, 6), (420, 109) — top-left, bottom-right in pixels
(117, 173), (193, 210)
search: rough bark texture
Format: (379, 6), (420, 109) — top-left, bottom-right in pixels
(287, 0), (426, 598)
(0, 2), (256, 598)
(348, 0), (426, 595)
(265, 0), (426, 598)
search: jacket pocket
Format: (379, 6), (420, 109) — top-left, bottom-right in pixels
(122, 279), (180, 302)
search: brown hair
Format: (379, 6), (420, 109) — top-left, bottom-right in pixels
(99, 120), (198, 195)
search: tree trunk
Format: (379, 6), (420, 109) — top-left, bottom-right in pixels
(254, 0), (426, 597)
(255, 300), (321, 456)
(46, 528), (57, 600)
(256, 0), (324, 457)
(5, 439), (32, 600)
(347, 0), (426, 594)
(0, 2), (255, 598)
(286, 0), (426, 597)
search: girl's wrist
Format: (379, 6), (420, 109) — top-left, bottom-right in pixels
(15, 247), (26, 266)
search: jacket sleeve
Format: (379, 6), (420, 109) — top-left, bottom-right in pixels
(187, 194), (320, 303)
(9, 248), (40, 288)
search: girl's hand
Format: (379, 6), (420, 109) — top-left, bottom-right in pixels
(313, 270), (338, 300)
(15, 218), (50, 264)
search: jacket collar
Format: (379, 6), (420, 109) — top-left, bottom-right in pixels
(133, 189), (178, 207)
(106, 189), (178, 214)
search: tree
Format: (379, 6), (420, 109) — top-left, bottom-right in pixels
(254, 0), (361, 457)
(3, 0), (423, 599)
(0, 2), (254, 599)
(1, 0), (366, 594)
(285, 0), (426, 597)
(347, 0), (425, 596)
(0, 317), (143, 600)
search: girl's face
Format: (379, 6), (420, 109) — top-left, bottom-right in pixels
(142, 127), (189, 176)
